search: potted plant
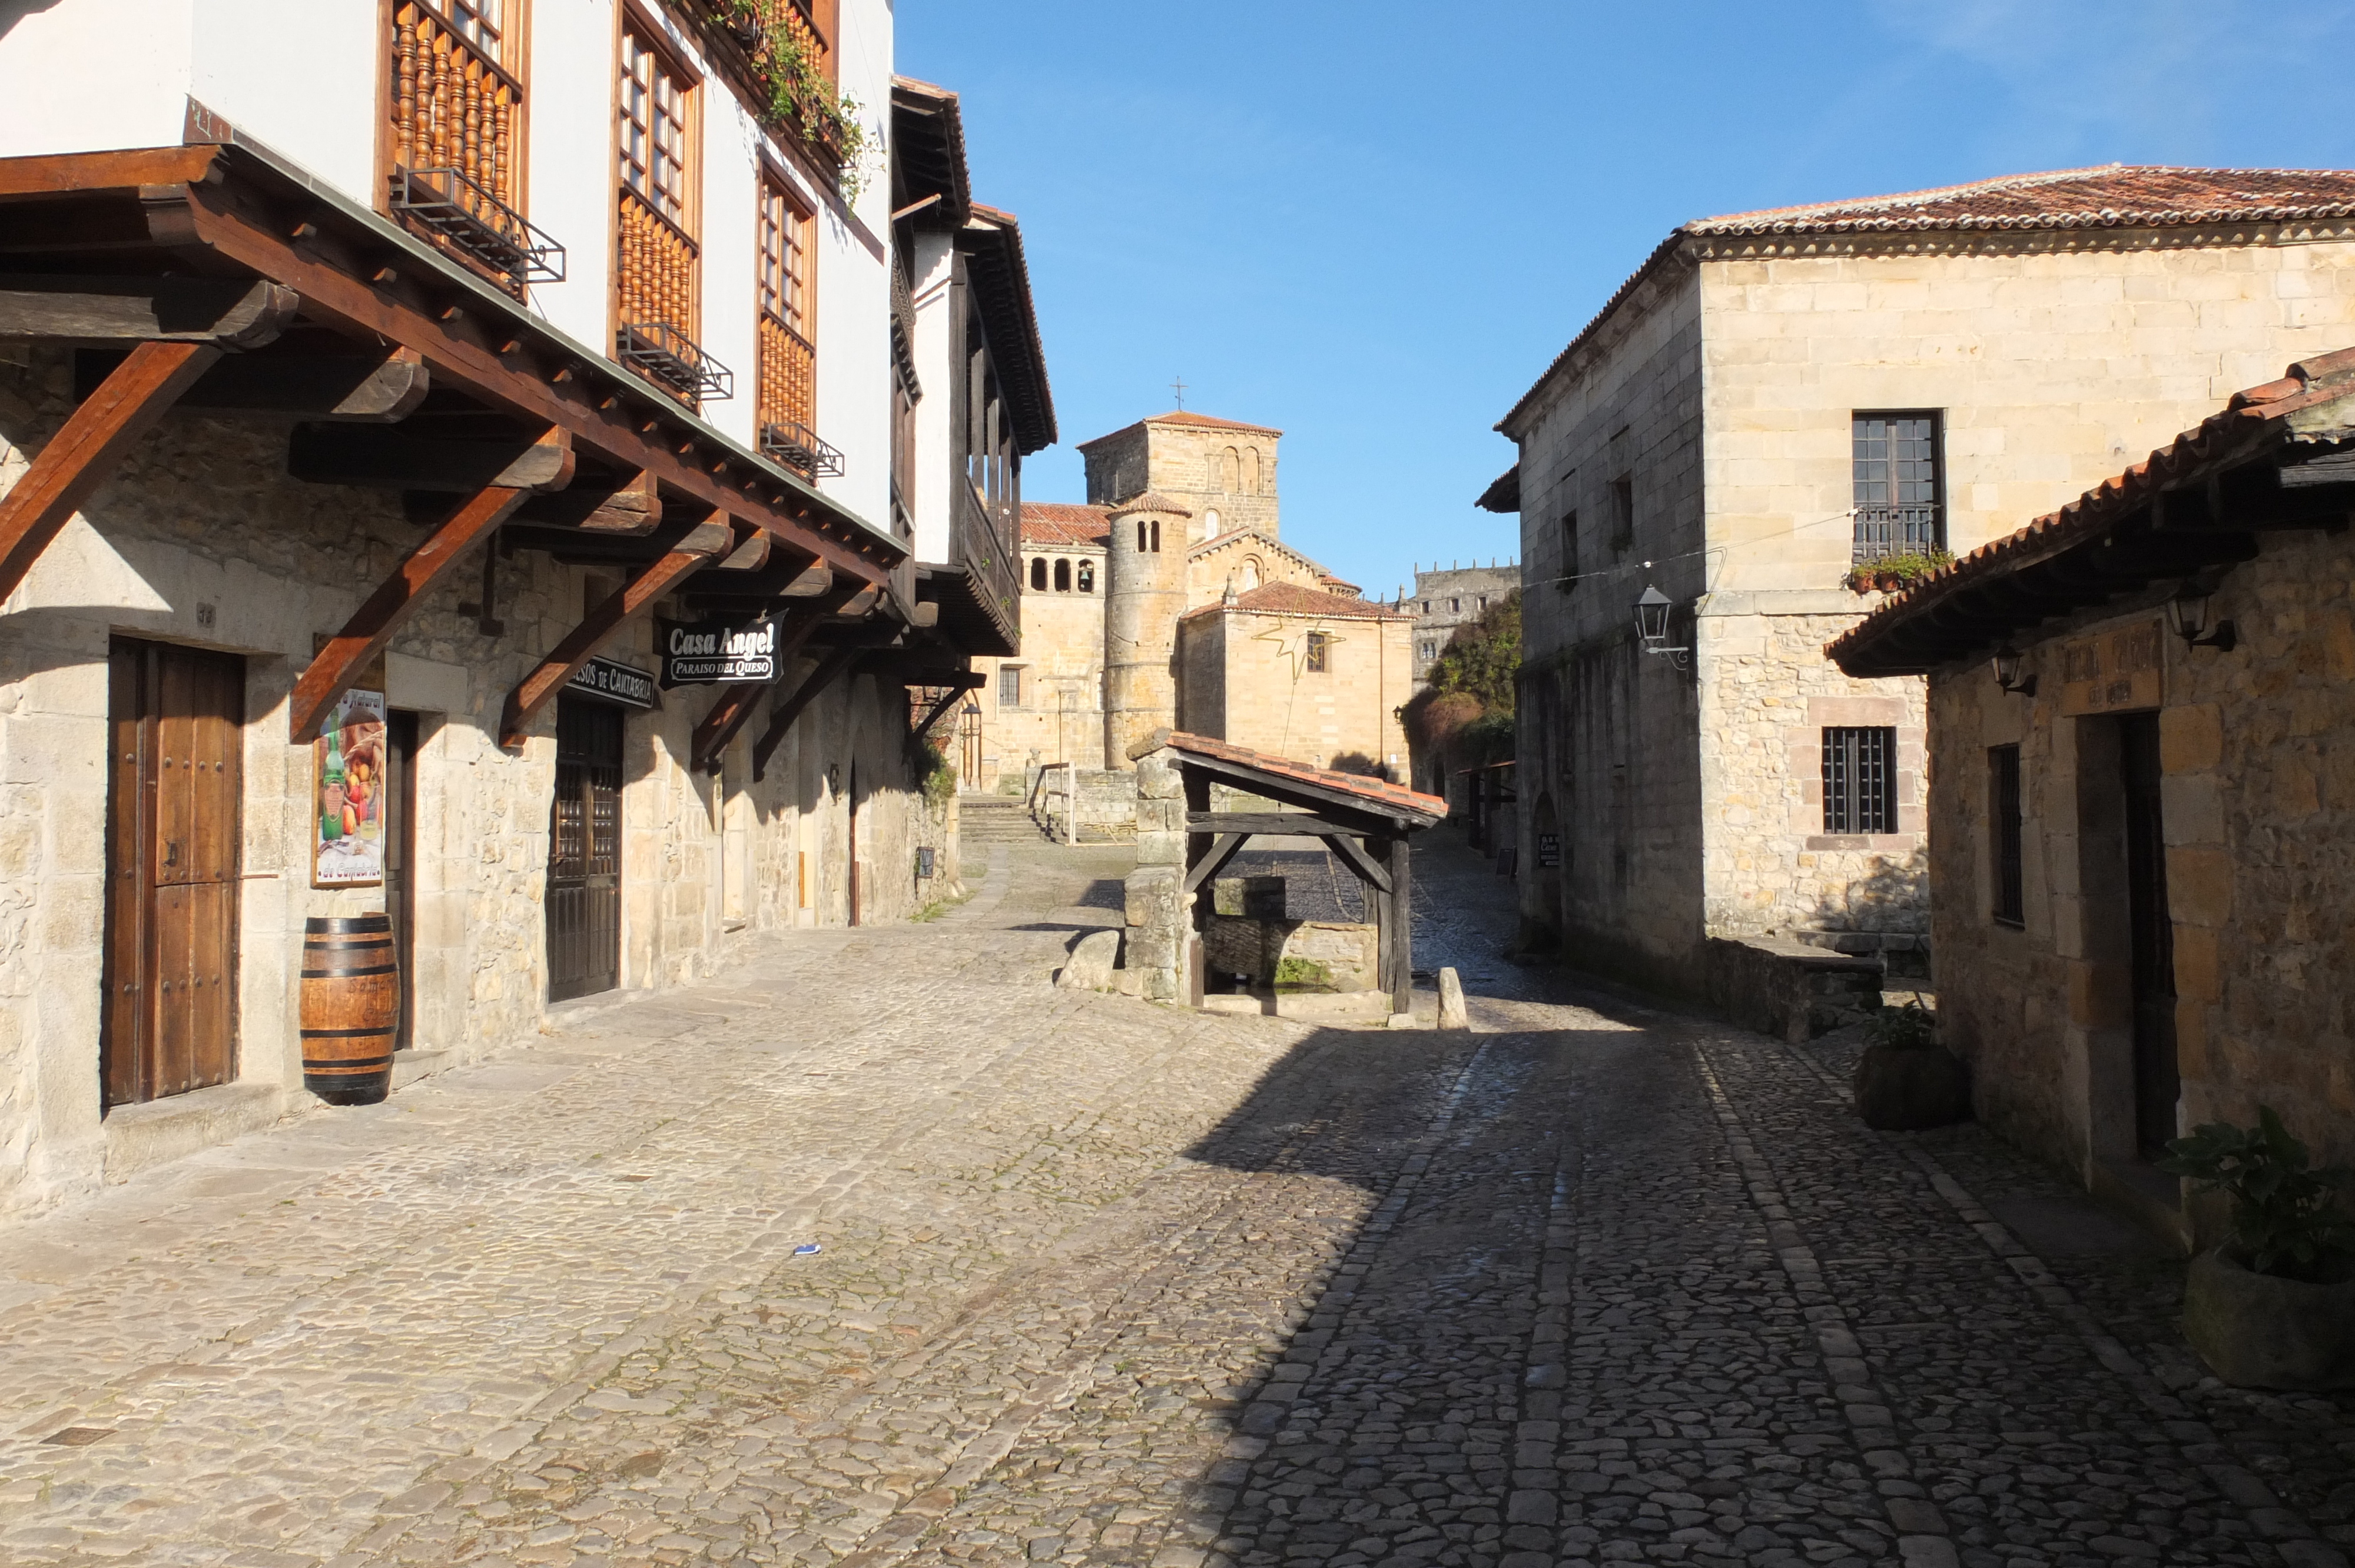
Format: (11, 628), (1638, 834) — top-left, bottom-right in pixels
(1853, 1001), (1969, 1131)
(2159, 1108), (2355, 1390)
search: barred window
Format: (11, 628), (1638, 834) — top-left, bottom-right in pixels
(1822, 726), (1896, 833)
(1991, 745), (2025, 926)
(1305, 631), (1330, 673)
(1853, 412), (1942, 561)
(998, 665), (1023, 708)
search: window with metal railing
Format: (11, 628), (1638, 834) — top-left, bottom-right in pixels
(1852, 412), (1943, 561)
(755, 170), (838, 478)
(616, 25), (729, 404)
(1822, 726), (1896, 834)
(384, 0), (562, 295)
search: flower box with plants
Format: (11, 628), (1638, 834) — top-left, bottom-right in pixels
(1852, 1000), (1969, 1131)
(2159, 1108), (2355, 1390)
(706, 1), (871, 197)
(1845, 549), (1953, 596)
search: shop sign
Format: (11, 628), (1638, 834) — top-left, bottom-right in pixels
(658, 616), (782, 686)
(2059, 621), (2164, 716)
(565, 656), (657, 710)
(1536, 833), (1562, 869)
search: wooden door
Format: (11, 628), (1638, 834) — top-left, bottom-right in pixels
(102, 639), (243, 1108)
(2120, 713), (2178, 1155)
(385, 710), (420, 1049)
(548, 696), (622, 1001)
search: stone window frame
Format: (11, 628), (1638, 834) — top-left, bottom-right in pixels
(997, 664), (1024, 709)
(1028, 556), (1047, 592)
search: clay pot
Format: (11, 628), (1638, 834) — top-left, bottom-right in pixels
(2182, 1247), (2355, 1390)
(1846, 572), (1875, 595)
(1853, 1042), (1970, 1131)
(1875, 570), (1903, 592)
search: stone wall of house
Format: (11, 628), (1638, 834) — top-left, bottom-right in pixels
(1697, 607), (1929, 949)
(1925, 524), (2355, 1220)
(0, 348), (934, 1217)
(1029, 765), (1137, 842)
(1179, 608), (1412, 777)
(1513, 267), (1707, 976)
(973, 536), (1106, 788)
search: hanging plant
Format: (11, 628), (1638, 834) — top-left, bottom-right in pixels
(717, 1), (874, 201)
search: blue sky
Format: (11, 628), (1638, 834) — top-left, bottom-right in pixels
(897, 1), (2355, 598)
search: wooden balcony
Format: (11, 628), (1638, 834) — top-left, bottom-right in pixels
(615, 189), (727, 403)
(387, 3), (546, 294)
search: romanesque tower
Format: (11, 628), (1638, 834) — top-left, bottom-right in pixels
(1102, 492), (1192, 768)
(1078, 413), (1281, 543)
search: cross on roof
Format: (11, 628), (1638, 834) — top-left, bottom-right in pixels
(1170, 374), (1187, 411)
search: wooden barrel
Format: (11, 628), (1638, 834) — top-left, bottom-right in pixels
(300, 915), (399, 1105)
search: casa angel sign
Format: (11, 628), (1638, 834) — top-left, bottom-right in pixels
(658, 615), (782, 687)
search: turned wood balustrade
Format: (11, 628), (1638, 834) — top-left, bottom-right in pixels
(757, 313), (814, 432)
(617, 191), (699, 351)
(388, 3), (523, 215)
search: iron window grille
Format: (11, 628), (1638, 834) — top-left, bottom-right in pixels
(617, 321), (732, 403)
(761, 417), (845, 480)
(1305, 632), (1331, 673)
(998, 665), (1023, 708)
(1991, 744), (2025, 926)
(389, 165), (566, 293)
(1852, 412), (1943, 562)
(1822, 726), (1896, 834)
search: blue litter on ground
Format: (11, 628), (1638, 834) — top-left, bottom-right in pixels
(793, 1243), (822, 1257)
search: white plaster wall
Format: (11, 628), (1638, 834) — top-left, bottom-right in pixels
(188, 0), (376, 198)
(0, 0), (193, 158)
(525, 0), (619, 354)
(816, 0), (892, 530)
(908, 230), (957, 561)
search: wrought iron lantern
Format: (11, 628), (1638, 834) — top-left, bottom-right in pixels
(2166, 583), (2237, 652)
(1991, 645), (2036, 696)
(1632, 584), (1690, 669)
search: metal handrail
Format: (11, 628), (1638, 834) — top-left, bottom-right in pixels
(390, 165), (565, 291)
(617, 320), (733, 402)
(760, 417), (845, 480)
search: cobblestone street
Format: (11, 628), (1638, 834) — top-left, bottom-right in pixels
(2, 831), (2351, 1568)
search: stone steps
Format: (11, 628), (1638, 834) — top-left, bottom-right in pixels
(959, 798), (1051, 844)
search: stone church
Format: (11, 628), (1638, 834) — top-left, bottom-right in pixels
(961, 412), (1413, 789)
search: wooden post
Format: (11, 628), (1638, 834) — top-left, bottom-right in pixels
(291, 480), (534, 742)
(0, 340), (221, 607)
(1388, 833), (1414, 1017)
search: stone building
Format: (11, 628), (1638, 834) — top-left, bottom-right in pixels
(0, 1), (1042, 1213)
(1391, 560), (1521, 688)
(1829, 350), (2355, 1244)
(965, 412), (1412, 788)
(1487, 164), (2355, 1015)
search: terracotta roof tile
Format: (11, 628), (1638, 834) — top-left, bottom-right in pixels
(1499, 164), (2355, 437)
(1826, 346), (2355, 672)
(1019, 502), (1110, 546)
(1076, 410), (1283, 448)
(1106, 490), (1193, 518)
(1185, 581), (1411, 622)
(1157, 731), (1447, 823)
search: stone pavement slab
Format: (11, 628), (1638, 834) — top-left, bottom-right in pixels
(0, 831), (2347, 1568)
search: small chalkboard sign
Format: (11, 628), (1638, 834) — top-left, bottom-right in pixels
(1536, 833), (1562, 868)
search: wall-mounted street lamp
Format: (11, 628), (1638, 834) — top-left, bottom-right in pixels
(2167, 582), (2237, 652)
(1634, 584), (1690, 670)
(1991, 645), (2037, 696)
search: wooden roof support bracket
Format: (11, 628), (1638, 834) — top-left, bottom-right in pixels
(498, 513), (732, 748)
(907, 672), (984, 744)
(750, 643), (863, 783)
(688, 581), (852, 773)
(0, 339), (225, 609)
(290, 426), (573, 743)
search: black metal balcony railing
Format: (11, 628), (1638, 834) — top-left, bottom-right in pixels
(1852, 503), (1942, 562)
(390, 165), (566, 294)
(761, 417), (845, 481)
(616, 320), (732, 403)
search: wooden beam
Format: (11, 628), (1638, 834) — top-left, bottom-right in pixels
(290, 480), (533, 742)
(0, 339), (221, 608)
(1185, 811), (1388, 838)
(75, 345), (430, 421)
(1182, 833), (1251, 896)
(1328, 833), (1393, 895)
(1173, 750), (1444, 829)
(750, 644), (861, 782)
(506, 468), (659, 534)
(498, 531), (729, 747)
(0, 274), (298, 347)
(707, 525), (769, 573)
(290, 422), (578, 491)
(908, 673), (984, 743)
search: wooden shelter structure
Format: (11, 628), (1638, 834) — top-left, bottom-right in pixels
(1152, 732), (1446, 1015)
